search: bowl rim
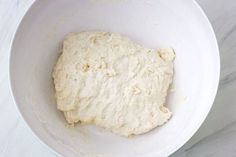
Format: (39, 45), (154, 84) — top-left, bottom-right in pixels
(8, 0), (220, 156)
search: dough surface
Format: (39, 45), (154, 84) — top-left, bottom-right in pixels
(52, 32), (175, 136)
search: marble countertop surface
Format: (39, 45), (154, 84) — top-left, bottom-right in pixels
(0, 0), (236, 156)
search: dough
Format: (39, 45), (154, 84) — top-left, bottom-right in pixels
(52, 32), (175, 137)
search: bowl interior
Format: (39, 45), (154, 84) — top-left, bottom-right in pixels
(10, 0), (219, 157)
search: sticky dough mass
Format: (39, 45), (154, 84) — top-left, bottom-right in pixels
(52, 32), (175, 137)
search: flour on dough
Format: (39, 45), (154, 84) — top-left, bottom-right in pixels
(52, 32), (175, 137)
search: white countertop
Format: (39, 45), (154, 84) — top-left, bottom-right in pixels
(0, 0), (236, 156)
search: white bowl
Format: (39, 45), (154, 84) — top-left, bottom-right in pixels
(9, 0), (220, 157)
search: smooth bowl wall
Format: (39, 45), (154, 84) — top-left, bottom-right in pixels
(10, 0), (220, 157)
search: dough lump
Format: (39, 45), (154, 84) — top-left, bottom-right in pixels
(53, 32), (175, 137)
